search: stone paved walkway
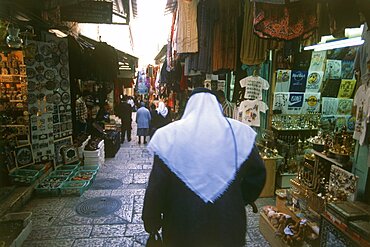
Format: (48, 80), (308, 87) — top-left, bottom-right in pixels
(20, 120), (273, 247)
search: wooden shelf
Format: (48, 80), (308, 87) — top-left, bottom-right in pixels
(311, 150), (345, 168)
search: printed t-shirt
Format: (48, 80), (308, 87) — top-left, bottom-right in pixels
(239, 76), (269, 100)
(238, 100), (268, 127)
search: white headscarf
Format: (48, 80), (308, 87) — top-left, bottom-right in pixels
(156, 101), (168, 117)
(147, 90), (257, 203)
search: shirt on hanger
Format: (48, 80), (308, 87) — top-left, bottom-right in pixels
(239, 76), (269, 100)
(238, 99), (268, 127)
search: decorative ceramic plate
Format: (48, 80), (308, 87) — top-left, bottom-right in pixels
(44, 57), (55, 68)
(60, 79), (69, 91)
(49, 41), (58, 53)
(60, 67), (69, 79)
(36, 73), (45, 82)
(15, 145), (34, 167)
(58, 41), (68, 53)
(35, 54), (44, 62)
(35, 65), (45, 74)
(61, 92), (70, 104)
(40, 44), (51, 56)
(28, 93), (37, 104)
(45, 80), (56, 91)
(59, 54), (68, 65)
(44, 70), (55, 80)
(26, 68), (36, 79)
(53, 92), (61, 104)
(28, 81), (36, 91)
(46, 93), (54, 104)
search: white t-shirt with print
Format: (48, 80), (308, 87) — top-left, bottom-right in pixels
(353, 84), (370, 145)
(240, 76), (269, 100)
(238, 99), (268, 127)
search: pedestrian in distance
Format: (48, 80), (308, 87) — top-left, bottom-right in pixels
(136, 101), (151, 144)
(142, 87), (266, 247)
(117, 95), (132, 143)
(150, 101), (171, 138)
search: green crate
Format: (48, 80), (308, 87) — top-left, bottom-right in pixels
(9, 169), (40, 185)
(50, 170), (75, 180)
(56, 164), (79, 174)
(70, 170), (97, 182)
(35, 176), (67, 196)
(79, 164), (100, 173)
(60, 180), (89, 196)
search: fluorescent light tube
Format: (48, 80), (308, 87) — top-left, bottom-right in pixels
(304, 37), (364, 51)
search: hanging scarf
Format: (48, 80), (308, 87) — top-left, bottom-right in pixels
(156, 101), (169, 117)
(147, 89), (257, 203)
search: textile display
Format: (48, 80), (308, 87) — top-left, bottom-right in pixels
(306, 71), (324, 93)
(289, 70), (307, 92)
(176, 0), (198, 53)
(353, 84), (370, 145)
(337, 79), (357, 98)
(253, 1), (317, 40)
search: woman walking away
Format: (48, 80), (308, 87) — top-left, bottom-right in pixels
(142, 88), (266, 247)
(152, 101), (171, 137)
(136, 102), (151, 144)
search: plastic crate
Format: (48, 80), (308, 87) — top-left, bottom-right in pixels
(35, 176), (66, 196)
(70, 170), (97, 182)
(56, 164), (79, 174)
(49, 170), (75, 180)
(60, 180), (89, 196)
(9, 169), (40, 185)
(79, 164), (100, 173)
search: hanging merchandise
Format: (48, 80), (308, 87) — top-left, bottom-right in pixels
(353, 81), (370, 146)
(176, 0), (198, 53)
(289, 70), (307, 92)
(239, 74), (269, 100)
(253, 1), (317, 40)
(306, 71), (324, 93)
(238, 99), (268, 127)
(275, 69), (291, 92)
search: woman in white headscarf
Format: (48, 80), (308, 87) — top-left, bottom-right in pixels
(142, 88), (266, 247)
(150, 101), (172, 138)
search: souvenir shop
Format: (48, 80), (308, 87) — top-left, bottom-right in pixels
(0, 14), (136, 196)
(156, 0), (370, 246)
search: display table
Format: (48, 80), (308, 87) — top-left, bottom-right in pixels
(260, 156), (283, 197)
(320, 213), (370, 247)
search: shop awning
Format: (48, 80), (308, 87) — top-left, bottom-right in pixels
(154, 44), (167, 64)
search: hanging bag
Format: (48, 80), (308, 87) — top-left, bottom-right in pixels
(146, 231), (163, 247)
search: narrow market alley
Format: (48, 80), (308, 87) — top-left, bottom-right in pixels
(10, 118), (274, 247)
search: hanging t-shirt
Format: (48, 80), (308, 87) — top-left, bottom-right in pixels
(287, 93), (304, 114)
(239, 75), (269, 100)
(289, 71), (307, 92)
(301, 93), (321, 113)
(353, 84), (370, 145)
(238, 99), (268, 127)
(309, 51), (327, 71)
(325, 59), (342, 80)
(306, 71), (324, 93)
(337, 79), (357, 98)
(275, 69), (291, 92)
(272, 92), (289, 113)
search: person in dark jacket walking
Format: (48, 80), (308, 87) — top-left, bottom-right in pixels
(143, 88), (266, 247)
(117, 96), (132, 143)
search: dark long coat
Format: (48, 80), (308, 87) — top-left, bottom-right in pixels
(142, 146), (266, 247)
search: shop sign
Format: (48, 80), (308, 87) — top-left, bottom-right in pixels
(60, 1), (113, 24)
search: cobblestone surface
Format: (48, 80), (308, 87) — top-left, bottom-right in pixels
(20, 120), (273, 246)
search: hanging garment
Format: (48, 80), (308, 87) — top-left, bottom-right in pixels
(353, 82), (370, 145)
(240, 0), (270, 65)
(187, 0), (217, 74)
(212, 0), (239, 72)
(238, 99), (268, 127)
(253, 1), (318, 40)
(176, 0), (198, 53)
